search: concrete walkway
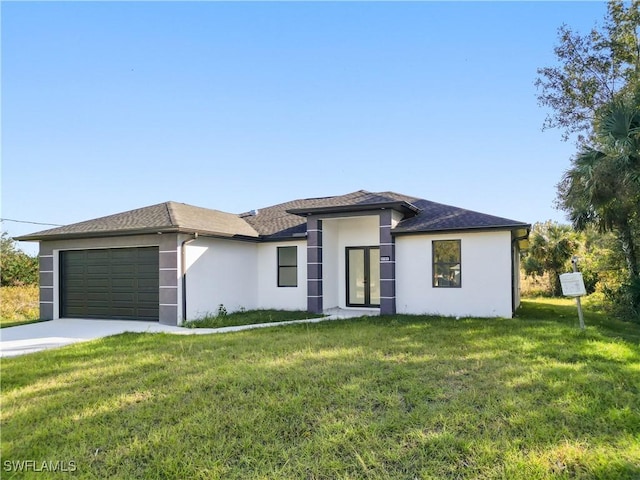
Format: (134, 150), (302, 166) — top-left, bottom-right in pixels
(0, 309), (377, 358)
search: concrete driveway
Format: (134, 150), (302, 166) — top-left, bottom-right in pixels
(0, 309), (372, 358)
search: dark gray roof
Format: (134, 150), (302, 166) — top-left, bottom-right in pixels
(392, 198), (529, 234)
(240, 190), (422, 238)
(241, 190), (528, 239)
(18, 190), (529, 242)
(17, 202), (259, 241)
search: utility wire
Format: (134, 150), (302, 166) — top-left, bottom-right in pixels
(0, 218), (64, 227)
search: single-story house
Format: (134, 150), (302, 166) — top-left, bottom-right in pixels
(17, 190), (530, 325)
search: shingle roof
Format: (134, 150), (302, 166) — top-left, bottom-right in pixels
(240, 190), (421, 238)
(16, 202), (259, 240)
(241, 190), (528, 238)
(392, 199), (529, 233)
(17, 190), (529, 242)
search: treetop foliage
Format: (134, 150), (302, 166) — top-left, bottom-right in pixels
(536, 0), (640, 142)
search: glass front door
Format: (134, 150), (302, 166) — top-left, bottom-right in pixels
(346, 247), (380, 307)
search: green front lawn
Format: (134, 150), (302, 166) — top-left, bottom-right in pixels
(1, 299), (638, 479)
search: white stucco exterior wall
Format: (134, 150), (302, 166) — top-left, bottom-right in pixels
(257, 241), (308, 310)
(395, 231), (514, 318)
(185, 237), (258, 319)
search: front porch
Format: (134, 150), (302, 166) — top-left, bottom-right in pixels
(323, 307), (380, 319)
(303, 210), (406, 316)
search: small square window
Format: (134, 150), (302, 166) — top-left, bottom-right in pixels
(433, 240), (461, 288)
(278, 246), (297, 287)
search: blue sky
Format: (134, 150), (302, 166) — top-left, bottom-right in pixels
(2, 1), (607, 254)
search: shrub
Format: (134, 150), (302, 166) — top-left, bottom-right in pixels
(1, 232), (38, 286)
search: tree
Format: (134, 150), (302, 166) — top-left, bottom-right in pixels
(0, 232), (38, 286)
(557, 96), (640, 313)
(522, 221), (579, 296)
(535, 0), (640, 142)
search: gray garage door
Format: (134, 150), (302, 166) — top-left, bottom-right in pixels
(60, 247), (159, 320)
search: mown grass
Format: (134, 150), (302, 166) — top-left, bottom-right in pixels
(0, 286), (40, 328)
(1, 298), (639, 479)
(184, 309), (325, 328)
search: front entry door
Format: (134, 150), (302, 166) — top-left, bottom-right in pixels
(346, 247), (380, 307)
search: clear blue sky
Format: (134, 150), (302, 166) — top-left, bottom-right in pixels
(2, 1), (607, 254)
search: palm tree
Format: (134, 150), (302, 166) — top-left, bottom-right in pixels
(522, 222), (578, 296)
(558, 95), (640, 309)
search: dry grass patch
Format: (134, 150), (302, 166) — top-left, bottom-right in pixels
(0, 285), (39, 327)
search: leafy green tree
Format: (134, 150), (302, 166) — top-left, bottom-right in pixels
(558, 96), (640, 314)
(522, 221), (579, 296)
(536, 0), (640, 141)
(574, 226), (626, 294)
(0, 232), (38, 286)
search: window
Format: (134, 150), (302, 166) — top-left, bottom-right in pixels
(278, 246), (297, 287)
(433, 240), (461, 288)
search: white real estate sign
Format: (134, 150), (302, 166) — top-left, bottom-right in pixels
(559, 272), (587, 297)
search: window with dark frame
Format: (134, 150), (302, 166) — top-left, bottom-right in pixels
(432, 240), (461, 288)
(277, 246), (298, 287)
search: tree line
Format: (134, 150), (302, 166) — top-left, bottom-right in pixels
(535, 0), (640, 320)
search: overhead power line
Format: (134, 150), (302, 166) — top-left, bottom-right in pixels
(0, 218), (64, 227)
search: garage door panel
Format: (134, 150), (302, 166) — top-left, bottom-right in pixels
(85, 278), (111, 288)
(86, 252), (110, 263)
(110, 278), (136, 289)
(137, 266), (159, 275)
(85, 292), (109, 301)
(137, 292), (159, 302)
(111, 265), (136, 274)
(111, 293), (135, 302)
(60, 247), (159, 321)
(137, 278), (160, 288)
(86, 264), (110, 274)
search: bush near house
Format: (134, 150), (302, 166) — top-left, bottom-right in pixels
(1, 298), (638, 479)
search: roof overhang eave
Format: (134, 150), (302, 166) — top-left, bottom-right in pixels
(287, 201), (419, 217)
(15, 226), (260, 242)
(391, 223), (532, 236)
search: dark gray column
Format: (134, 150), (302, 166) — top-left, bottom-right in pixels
(379, 211), (396, 315)
(307, 217), (323, 313)
(159, 234), (179, 326)
(39, 243), (54, 320)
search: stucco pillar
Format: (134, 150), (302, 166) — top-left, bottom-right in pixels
(159, 234), (179, 326)
(307, 217), (323, 313)
(38, 244), (54, 320)
(379, 210), (396, 315)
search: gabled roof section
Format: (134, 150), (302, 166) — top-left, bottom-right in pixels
(16, 202), (259, 241)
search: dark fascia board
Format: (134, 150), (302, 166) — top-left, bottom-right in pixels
(392, 223), (532, 237)
(16, 227), (260, 243)
(259, 235), (308, 243)
(287, 201), (419, 217)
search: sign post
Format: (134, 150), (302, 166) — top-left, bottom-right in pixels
(559, 256), (586, 330)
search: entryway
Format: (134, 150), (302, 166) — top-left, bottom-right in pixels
(346, 246), (380, 307)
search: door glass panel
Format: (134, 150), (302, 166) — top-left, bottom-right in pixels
(369, 248), (380, 306)
(348, 249), (365, 305)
